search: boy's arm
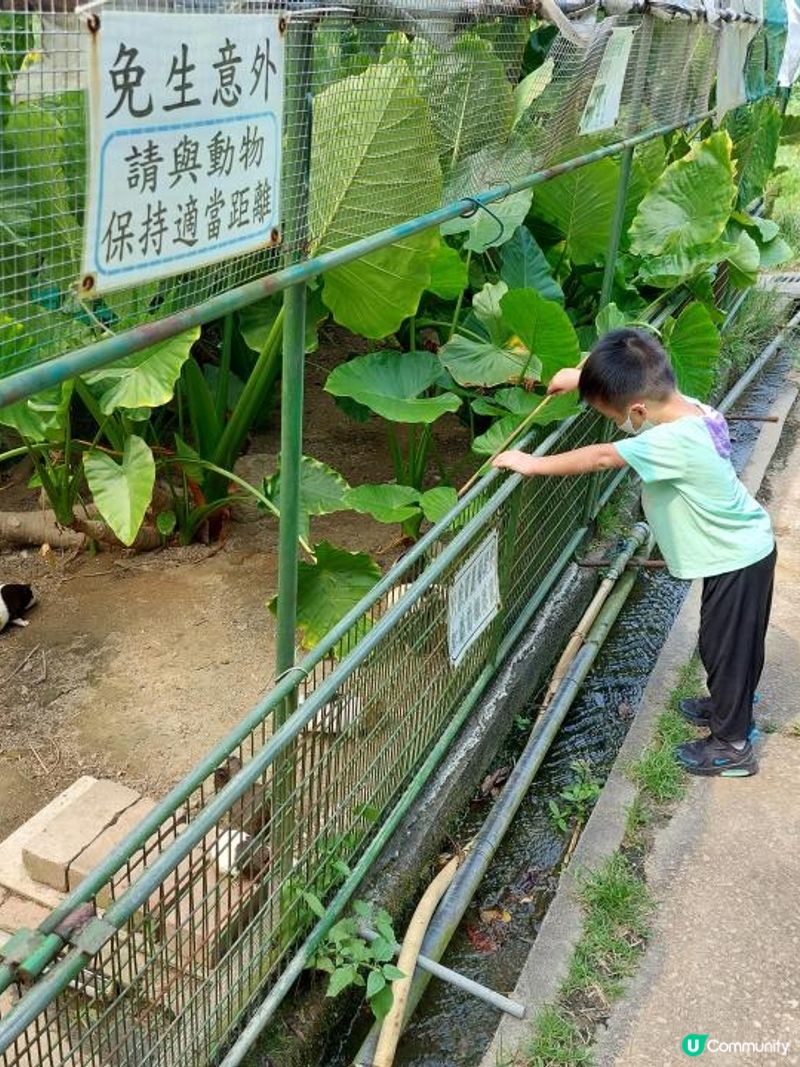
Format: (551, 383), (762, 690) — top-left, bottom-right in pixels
(492, 444), (627, 477)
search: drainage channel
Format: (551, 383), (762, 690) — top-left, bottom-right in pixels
(325, 346), (795, 1067)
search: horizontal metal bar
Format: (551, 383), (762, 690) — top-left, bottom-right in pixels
(358, 925), (525, 1019)
(0, 113), (714, 411)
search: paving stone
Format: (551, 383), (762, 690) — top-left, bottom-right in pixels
(0, 894), (52, 935)
(0, 776), (96, 908)
(22, 780), (142, 893)
(67, 797), (156, 905)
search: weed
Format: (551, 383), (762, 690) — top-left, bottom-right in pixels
(525, 1004), (594, 1067)
(548, 760), (603, 834)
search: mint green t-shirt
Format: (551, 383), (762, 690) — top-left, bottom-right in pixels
(614, 407), (773, 580)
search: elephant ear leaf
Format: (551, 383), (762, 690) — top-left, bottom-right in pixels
(268, 542), (382, 651)
(84, 435), (155, 547)
(662, 302), (720, 401)
(629, 132), (736, 265)
(310, 59), (443, 338)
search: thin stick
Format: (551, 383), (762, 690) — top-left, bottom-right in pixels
(28, 743), (49, 775)
(458, 392), (554, 499)
(726, 414), (779, 423)
(0, 644), (42, 685)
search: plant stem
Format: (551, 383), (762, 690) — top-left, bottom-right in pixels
(216, 313), (234, 425)
(386, 425), (405, 484)
(213, 306), (284, 470)
(449, 250), (472, 341)
(75, 380), (124, 453)
(409, 315), (416, 353)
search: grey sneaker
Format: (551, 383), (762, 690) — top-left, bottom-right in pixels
(675, 736), (757, 777)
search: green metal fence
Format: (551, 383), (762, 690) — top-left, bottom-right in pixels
(0, 0), (792, 1064)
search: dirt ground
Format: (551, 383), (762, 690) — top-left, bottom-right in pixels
(0, 332), (473, 841)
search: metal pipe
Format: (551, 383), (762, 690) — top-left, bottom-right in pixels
(353, 525), (651, 1066)
(358, 926), (525, 1019)
(717, 306), (800, 415)
(0, 113), (716, 411)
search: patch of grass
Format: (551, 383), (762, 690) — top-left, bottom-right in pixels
(626, 658), (701, 804)
(525, 1005), (594, 1067)
(716, 289), (792, 395)
(783, 719), (800, 739)
(520, 854), (654, 1067)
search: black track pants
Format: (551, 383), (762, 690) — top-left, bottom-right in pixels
(699, 545), (776, 743)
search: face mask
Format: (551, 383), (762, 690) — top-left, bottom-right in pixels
(619, 409), (653, 435)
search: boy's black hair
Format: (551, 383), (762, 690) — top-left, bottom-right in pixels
(579, 328), (676, 410)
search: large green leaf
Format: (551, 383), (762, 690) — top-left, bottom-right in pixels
(637, 237), (738, 289)
(419, 485), (458, 523)
(310, 59), (442, 338)
(0, 315), (72, 441)
(440, 140), (535, 253)
(725, 98), (782, 208)
(238, 288), (328, 356)
(410, 33), (513, 167)
(471, 391), (579, 455)
(529, 159), (621, 265)
(427, 241), (468, 300)
(271, 541), (382, 651)
(343, 484), (422, 524)
(512, 57), (554, 127)
(83, 435), (155, 547)
(439, 334), (540, 389)
(500, 227), (563, 303)
(499, 289), (581, 382)
(629, 132), (736, 260)
(4, 102), (81, 282)
(325, 350), (461, 424)
(84, 328), (199, 415)
(758, 235), (793, 269)
(343, 482), (458, 526)
(662, 302), (720, 401)
(724, 226), (761, 288)
(473, 281), (510, 345)
(263, 455), (350, 540)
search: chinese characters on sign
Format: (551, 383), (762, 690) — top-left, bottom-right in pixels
(447, 530), (501, 667)
(82, 13), (284, 292)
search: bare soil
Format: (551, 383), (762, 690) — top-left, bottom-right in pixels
(0, 329), (473, 841)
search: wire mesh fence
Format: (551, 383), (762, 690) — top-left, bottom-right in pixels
(0, 405), (605, 1067)
(0, 0), (779, 382)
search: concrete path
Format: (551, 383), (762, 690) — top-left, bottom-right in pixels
(594, 389), (800, 1067)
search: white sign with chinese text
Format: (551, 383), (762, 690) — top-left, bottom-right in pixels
(578, 26), (636, 136)
(447, 529), (500, 667)
(82, 12), (284, 293)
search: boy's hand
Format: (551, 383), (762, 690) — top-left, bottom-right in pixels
(492, 450), (540, 476)
(547, 368), (582, 396)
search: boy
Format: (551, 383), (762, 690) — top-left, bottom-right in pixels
(493, 328), (775, 778)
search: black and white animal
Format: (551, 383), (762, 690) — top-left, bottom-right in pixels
(0, 584), (36, 632)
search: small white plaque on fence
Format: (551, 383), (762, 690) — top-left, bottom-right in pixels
(82, 12), (285, 294)
(447, 529), (500, 666)
(579, 26), (636, 135)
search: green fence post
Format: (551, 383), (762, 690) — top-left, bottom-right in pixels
(273, 15), (314, 892)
